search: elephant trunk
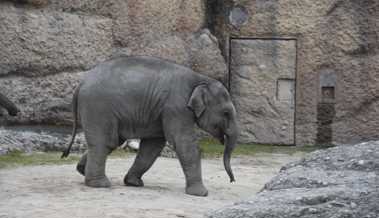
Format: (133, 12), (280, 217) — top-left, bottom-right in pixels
(223, 128), (237, 183)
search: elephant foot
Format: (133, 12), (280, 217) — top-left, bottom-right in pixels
(186, 183), (208, 197)
(124, 174), (144, 187)
(76, 164), (85, 176)
(85, 176), (111, 188)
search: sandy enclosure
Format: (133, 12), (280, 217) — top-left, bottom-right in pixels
(0, 153), (304, 218)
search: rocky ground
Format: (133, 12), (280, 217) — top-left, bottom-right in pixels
(209, 141), (379, 218)
(0, 152), (305, 218)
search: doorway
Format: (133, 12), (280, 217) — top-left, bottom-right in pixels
(229, 38), (297, 145)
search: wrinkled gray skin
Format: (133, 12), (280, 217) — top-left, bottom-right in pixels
(62, 56), (239, 197)
(0, 92), (19, 116)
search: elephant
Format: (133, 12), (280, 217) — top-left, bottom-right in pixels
(61, 56), (239, 196)
(0, 92), (19, 116)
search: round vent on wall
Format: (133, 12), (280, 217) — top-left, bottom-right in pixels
(229, 5), (249, 28)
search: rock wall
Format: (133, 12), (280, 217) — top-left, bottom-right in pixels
(211, 0), (379, 145)
(0, 0), (227, 126)
(209, 141), (379, 218)
(1, 0), (378, 145)
(230, 39), (296, 145)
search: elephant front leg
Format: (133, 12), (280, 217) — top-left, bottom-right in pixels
(162, 110), (208, 196)
(124, 138), (166, 187)
(174, 137), (208, 197)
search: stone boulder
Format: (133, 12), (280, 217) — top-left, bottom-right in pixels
(186, 29), (228, 83)
(208, 141), (379, 218)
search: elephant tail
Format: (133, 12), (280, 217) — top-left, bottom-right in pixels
(61, 84), (81, 158)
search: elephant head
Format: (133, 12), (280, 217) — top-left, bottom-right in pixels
(0, 93), (19, 116)
(188, 82), (239, 182)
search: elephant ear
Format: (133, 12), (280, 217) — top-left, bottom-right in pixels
(187, 84), (209, 118)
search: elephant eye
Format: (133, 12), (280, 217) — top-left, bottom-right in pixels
(223, 111), (229, 118)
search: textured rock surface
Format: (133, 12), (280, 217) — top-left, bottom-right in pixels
(0, 127), (86, 155)
(1, 0), (378, 145)
(130, 35), (191, 66)
(0, 127), (178, 158)
(0, 0), (225, 126)
(187, 29), (228, 82)
(0, 72), (84, 125)
(48, 0), (205, 49)
(208, 141), (379, 218)
(211, 0), (379, 145)
(0, 2), (114, 76)
(230, 39), (296, 144)
(114, 0), (205, 49)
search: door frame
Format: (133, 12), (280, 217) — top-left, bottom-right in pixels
(228, 37), (298, 145)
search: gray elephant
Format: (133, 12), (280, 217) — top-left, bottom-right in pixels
(62, 56), (239, 196)
(0, 92), (19, 116)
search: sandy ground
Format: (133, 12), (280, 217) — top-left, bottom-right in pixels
(0, 153), (304, 218)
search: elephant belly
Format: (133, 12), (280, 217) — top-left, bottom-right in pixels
(119, 120), (164, 139)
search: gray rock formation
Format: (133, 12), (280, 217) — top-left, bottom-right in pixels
(0, 127), (86, 155)
(0, 72), (84, 125)
(0, 2), (114, 77)
(0, 127), (178, 158)
(187, 29), (228, 83)
(208, 141), (379, 218)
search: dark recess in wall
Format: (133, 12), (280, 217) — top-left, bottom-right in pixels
(205, 0), (233, 62)
(205, 0), (219, 34)
(316, 103), (335, 145)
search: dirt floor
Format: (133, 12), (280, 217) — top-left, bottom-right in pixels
(0, 153), (305, 218)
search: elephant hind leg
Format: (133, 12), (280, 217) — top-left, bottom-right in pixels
(83, 125), (119, 188)
(77, 146), (116, 176)
(124, 137), (166, 187)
